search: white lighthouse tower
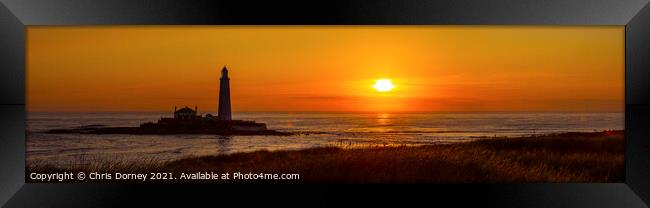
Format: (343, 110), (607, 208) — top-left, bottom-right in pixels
(218, 66), (232, 121)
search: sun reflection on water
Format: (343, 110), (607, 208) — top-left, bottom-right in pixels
(376, 113), (391, 126)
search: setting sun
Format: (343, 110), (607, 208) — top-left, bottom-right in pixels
(373, 79), (395, 92)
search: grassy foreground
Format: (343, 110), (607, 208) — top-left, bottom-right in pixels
(27, 131), (624, 183)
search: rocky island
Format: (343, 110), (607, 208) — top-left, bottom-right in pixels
(45, 107), (291, 136)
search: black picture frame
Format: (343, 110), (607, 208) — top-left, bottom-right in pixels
(1, 0), (650, 207)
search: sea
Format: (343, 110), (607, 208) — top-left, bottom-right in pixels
(27, 112), (623, 167)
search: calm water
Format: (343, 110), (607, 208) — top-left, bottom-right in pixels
(27, 112), (623, 167)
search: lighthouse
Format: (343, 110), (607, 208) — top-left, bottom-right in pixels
(218, 66), (232, 121)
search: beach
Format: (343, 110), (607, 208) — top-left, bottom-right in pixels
(27, 130), (624, 183)
(27, 112), (624, 167)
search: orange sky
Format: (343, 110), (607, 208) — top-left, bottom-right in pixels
(27, 26), (624, 113)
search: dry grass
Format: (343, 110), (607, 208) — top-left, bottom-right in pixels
(27, 131), (624, 183)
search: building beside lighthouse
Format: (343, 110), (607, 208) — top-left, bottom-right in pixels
(174, 106), (198, 120)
